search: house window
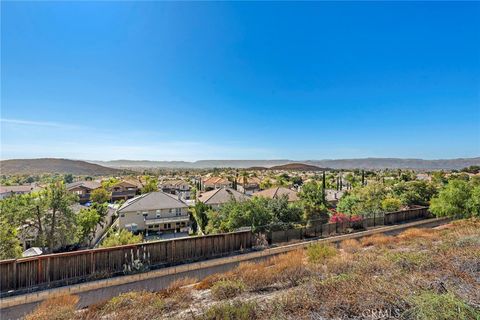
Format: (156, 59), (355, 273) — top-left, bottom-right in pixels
(164, 224), (167, 229)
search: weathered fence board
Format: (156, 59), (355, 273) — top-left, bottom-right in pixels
(0, 231), (252, 294)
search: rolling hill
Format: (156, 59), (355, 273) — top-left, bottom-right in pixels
(92, 157), (480, 170)
(0, 158), (125, 176)
(268, 163), (325, 171)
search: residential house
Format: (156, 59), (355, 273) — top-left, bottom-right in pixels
(253, 187), (299, 202)
(325, 189), (345, 207)
(117, 191), (190, 233)
(202, 177), (232, 191)
(197, 187), (250, 209)
(66, 181), (102, 203)
(236, 176), (261, 195)
(111, 180), (141, 202)
(0, 185), (37, 199)
(159, 179), (191, 199)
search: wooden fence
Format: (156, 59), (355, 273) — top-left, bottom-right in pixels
(268, 207), (430, 244)
(0, 231), (252, 295)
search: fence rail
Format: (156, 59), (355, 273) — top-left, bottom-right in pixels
(267, 207), (430, 244)
(0, 231), (252, 294)
(0, 207), (429, 295)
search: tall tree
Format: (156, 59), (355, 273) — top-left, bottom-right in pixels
(0, 219), (23, 259)
(299, 181), (328, 221)
(430, 180), (473, 218)
(90, 188), (111, 203)
(76, 207), (100, 246)
(44, 182), (77, 252)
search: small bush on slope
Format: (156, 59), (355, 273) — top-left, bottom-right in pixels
(25, 295), (79, 320)
(197, 301), (259, 320)
(210, 280), (245, 300)
(306, 243), (337, 264)
(339, 238), (362, 253)
(359, 233), (395, 247)
(405, 291), (480, 320)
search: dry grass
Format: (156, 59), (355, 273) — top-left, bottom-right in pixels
(339, 238), (362, 253)
(359, 233), (395, 247)
(160, 277), (197, 298)
(26, 219), (480, 320)
(25, 295), (79, 320)
(397, 227), (440, 241)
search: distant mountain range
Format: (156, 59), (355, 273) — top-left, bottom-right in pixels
(1, 157), (478, 176)
(91, 157), (480, 170)
(0, 158), (125, 176)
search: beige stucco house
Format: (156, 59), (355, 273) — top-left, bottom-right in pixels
(117, 191), (189, 233)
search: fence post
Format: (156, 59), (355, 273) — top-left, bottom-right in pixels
(373, 212), (376, 227)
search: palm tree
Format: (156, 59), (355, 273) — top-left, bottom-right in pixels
(241, 171), (249, 194)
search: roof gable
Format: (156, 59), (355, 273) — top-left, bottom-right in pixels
(118, 191), (188, 213)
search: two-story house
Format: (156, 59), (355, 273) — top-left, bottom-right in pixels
(202, 177), (232, 191)
(159, 179), (191, 199)
(111, 180), (140, 202)
(66, 181), (102, 204)
(236, 176), (262, 195)
(117, 191), (190, 234)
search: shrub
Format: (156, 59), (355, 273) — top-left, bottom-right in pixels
(102, 291), (162, 312)
(405, 291), (479, 320)
(199, 301), (259, 320)
(25, 295), (79, 320)
(161, 277), (196, 298)
(359, 234), (395, 247)
(210, 280), (245, 300)
(271, 250), (309, 287)
(339, 239), (362, 253)
(386, 251), (432, 271)
(195, 273), (227, 290)
(397, 228), (439, 241)
(306, 243), (337, 264)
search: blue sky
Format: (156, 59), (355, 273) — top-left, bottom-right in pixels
(1, 1), (479, 161)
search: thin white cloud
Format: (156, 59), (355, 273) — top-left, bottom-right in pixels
(0, 118), (82, 129)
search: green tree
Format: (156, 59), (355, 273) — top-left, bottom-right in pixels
(141, 176), (158, 194)
(101, 229), (142, 248)
(260, 178), (273, 190)
(0, 192), (48, 249)
(336, 193), (361, 215)
(299, 181), (328, 221)
(63, 174), (74, 184)
(267, 195), (302, 224)
(206, 198), (272, 233)
(430, 180), (472, 218)
(466, 185), (480, 218)
(191, 201), (209, 234)
(76, 208), (100, 246)
(392, 181), (437, 206)
(43, 182), (78, 252)
(90, 188), (111, 203)
(0, 218), (23, 259)
(381, 197), (402, 212)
